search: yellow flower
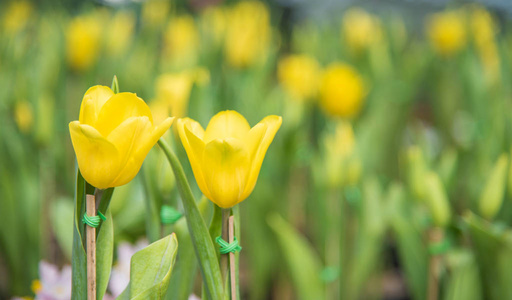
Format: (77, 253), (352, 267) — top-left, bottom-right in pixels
(66, 14), (102, 71)
(177, 111), (282, 208)
(341, 8), (382, 54)
(105, 10), (135, 56)
(2, 1), (32, 34)
(319, 63), (366, 118)
(426, 10), (467, 57)
(14, 100), (33, 134)
(31, 279), (42, 294)
(69, 86), (174, 189)
(152, 68), (209, 121)
(322, 121), (360, 187)
(277, 54), (320, 102)
(163, 15), (200, 67)
(470, 6), (500, 84)
(224, 1), (271, 68)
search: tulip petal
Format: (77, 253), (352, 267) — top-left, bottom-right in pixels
(69, 121), (120, 189)
(241, 115), (282, 199)
(106, 117), (174, 187)
(95, 92), (153, 136)
(177, 118), (212, 199)
(202, 138), (250, 208)
(79, 86), (114, 126)
(204, 110), (251, 143)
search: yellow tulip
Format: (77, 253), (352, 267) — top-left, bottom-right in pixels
(277, 54), (320, 102)
(319, 62), (366, 118)
(470, 6), (500, 84)
(163, 15), (200, 68)
(177, 111), (282, 208)
(14, 100), (33, 134)
(341, 8), (382, 54)
(69, 86), (174, 189)
(224, 1), (271, 68)
(66, 14), (102, 71)
(105, 10), (135, 57)
(426, 10), (466, 57)
(3, 0), (32, 34)
(141, 0), (170, 29)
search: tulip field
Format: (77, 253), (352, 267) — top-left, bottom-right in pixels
(2, 0), (512, 299)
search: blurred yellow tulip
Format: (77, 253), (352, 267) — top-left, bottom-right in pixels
(323, 121), (360, 187)
(426, 10), (467, 57)
(105, 11), (135, 56)
(319, 62), (366, 118)
(177, 111), (282, 208)
(224, 1), (271, 68)
(163, 15), (200, 68)
(277, 54), (320, 102)
(151, 68), (210, 122)
(69, 86), (174, 189)
(470, 6), (500, 84)
(3, 1), (32, 34)
(66, 14), (102, 71)
(14, 100), (33, 134)
(341, 8), (382, 54)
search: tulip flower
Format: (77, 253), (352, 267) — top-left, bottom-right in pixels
(277, 54), (320, 102)
(426, 10), (466, 57)
(319, 62), (366, 118)
(177, 111), (281, 208)
(69, 86), (174, 189)
(341, 8), (382, 54)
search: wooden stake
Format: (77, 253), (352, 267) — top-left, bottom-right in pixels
(86, 194), (96, 300)
(228, 216), (236, 300)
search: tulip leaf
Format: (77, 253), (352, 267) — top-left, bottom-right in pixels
(97, 207), (114, 300)
(71, 170), (87, 299)
(443, 250), (482, 300)
(268, 213), (325, 300)
(117, 233), (178, 300)
(464, 212), (512, 300)
(158, 139), (224, 300)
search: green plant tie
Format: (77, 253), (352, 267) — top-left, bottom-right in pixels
(429, 238), (451, 255)
(215, 236), (242, 254)
(160, 205), (183, 225)
(82, 213), (101, 228)
(320, 266), (339, 282)
(98, 211), (106, 221)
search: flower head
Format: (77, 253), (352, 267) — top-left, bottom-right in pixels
(34, 261), (72, 300)
(69, 86), (174, 189)
(163, 15), (200, 68)
(341, 8), (382, 54)
(426, 10), (467, 57)
(178, 111), (281, 208)
(224, 1), (271, 68)
(319, 62), (366, 118)
(66, 13), (103, 71)
(277, 54), (320, 102)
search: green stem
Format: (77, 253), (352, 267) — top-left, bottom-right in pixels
(158, 138), (224, 300)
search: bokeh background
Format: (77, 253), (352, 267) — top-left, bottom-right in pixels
(2, 0), (512, 299)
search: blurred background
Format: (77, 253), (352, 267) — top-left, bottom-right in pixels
(2, 0), (512, 299)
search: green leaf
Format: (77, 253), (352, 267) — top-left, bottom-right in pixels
(97, 207), (114, 300)
(268, 213), (325, 300)
(464, 212), (512, 300)
(51, 197), (74, 260)
(388, 184), (427, 300)
(443, 250), (482, 300)
(71, 170), (87, 299)
(117, 233), (179, 300)
(158, 139), (224, 300)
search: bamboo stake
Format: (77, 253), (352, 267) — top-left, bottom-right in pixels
(86, 194), (96, 300)
(229, 216), (236, 300)
(221, 209), (230, 284)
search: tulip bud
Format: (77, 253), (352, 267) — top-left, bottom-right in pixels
(479, 154), (508, 220)
(406, 146), (428, 200)
(14, 100), (33, 134)
(424, 171), (451, 227)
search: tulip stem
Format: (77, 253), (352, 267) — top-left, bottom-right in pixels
(228, 215), (237, 300)
(86, 194), (96, 300)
